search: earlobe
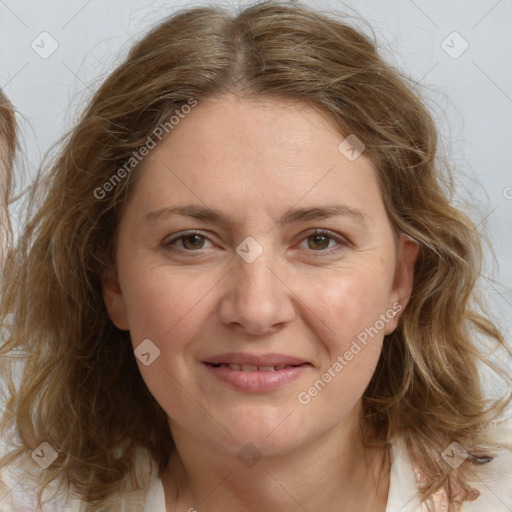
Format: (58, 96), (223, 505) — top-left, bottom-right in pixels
(384, 234), (420, 335)
(101, 267), (130, 331)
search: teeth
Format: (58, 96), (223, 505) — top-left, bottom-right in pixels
(215, 363), (303, 371)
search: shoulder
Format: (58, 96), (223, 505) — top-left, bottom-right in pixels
(0, 444), (161, 511)
(0, 430), (78, 511)
(461, 414), (512, 511)
(0, 459), (82, 512)
(387, 414), (512, 512)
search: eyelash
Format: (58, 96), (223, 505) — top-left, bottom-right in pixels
(163, 229), (349, 256)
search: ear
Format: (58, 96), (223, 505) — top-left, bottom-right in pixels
(384, 234), (419, 335)
(101, 266), (130, 331)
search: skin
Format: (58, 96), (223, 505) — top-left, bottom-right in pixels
(103, 94), (419, 512)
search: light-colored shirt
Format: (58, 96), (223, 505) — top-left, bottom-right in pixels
(2, 420), (511, 511)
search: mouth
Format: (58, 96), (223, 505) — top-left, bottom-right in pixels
(202, 352), (312, 370)
(202, 353), (312, 392)
(205, 362), (310, 372)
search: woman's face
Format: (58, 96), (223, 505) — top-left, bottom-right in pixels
(103, 94), (418, 457)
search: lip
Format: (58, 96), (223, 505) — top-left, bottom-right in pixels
(202, 353), (312, 393)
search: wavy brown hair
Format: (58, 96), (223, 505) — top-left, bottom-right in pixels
(1, 2), (511, 511)
(0, 89), (16, 270)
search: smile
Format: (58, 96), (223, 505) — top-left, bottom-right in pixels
(203, 358), (312, 392)
(207, 363), (306, 372)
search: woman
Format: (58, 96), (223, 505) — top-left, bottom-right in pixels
(1, 2), (511, 511)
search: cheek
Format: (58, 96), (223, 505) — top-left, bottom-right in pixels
(119, 261), (222, 421)
(117, 254), (223, 351)
(299, 263), (394, 352)
(294, 273), (390, 420)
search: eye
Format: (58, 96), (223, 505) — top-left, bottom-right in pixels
(162, 229), (348, 255)
(297, 229), (348, 252)
(163, 231), (214, 251)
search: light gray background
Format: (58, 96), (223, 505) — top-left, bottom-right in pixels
(0, 0), (511, 400)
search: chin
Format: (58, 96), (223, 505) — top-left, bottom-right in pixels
(217, 409), (312, 454)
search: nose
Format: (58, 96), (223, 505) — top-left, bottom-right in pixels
(218, 249), (296, 336)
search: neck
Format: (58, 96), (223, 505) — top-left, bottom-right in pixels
(161, 417), (391, 512)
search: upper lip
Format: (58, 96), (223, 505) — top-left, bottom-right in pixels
(203, 353), (310, 366)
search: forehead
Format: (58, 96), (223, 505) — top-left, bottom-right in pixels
(154, 95), (348, 166)
(128, 94), (385, 224)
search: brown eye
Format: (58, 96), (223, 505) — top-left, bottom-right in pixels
(307, 234), (332, 250)
(180, 234), (206, 250)
(164, 231), (213, 251)
(298, 230), (345, 252)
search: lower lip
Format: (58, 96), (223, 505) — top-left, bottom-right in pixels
(203, 363), (309, 392)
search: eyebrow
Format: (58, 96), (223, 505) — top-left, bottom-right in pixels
(145, 203), (371, 227)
